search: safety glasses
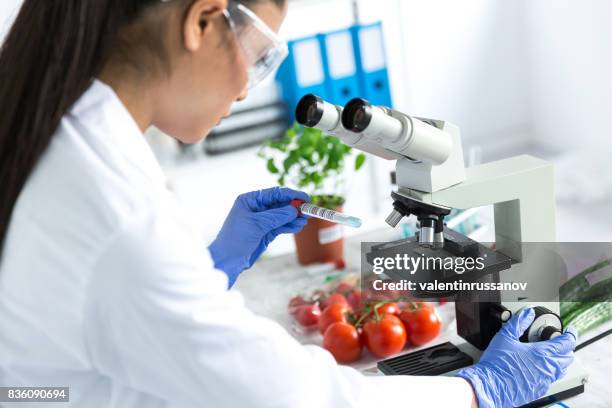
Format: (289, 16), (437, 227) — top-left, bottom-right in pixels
(222, 2), (288, 89)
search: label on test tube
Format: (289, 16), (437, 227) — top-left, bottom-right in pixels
(291, 200), (362, 228)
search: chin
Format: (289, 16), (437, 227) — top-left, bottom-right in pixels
(182, 130), (211, 144)
(163, 124), (213, 145)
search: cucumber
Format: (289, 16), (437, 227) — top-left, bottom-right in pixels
(560, 258), (612, 334)
(564, 301), (612, 336)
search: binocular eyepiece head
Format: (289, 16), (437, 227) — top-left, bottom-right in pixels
(295, 94), (454, 166)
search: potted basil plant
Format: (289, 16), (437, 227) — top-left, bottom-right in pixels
(259, 123), (366, 265)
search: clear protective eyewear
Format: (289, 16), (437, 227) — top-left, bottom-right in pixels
(222, 2), (288, 89)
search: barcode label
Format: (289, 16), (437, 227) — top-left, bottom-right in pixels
(301, 204), (337, 222)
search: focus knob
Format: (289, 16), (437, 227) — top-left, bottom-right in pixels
(490, 304), (512, 323)
(520, 306), (563, 343)
(538, 325), (563, 341)
(385, 209), (404, 228)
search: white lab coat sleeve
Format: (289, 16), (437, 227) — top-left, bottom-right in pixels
(83, 207), (474, 408)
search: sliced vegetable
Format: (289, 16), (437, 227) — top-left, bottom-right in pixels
(560, 258), (612, 335)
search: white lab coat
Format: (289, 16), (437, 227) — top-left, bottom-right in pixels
(0, 80), (474, 407)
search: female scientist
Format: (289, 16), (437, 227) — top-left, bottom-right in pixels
(0, 0), (576, 407)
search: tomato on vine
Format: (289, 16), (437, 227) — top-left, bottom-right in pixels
(323, 322), (362, 364)
(399, 303), (442, 346)
(319, 303), (352, 334)
(361, 304), (406, 358)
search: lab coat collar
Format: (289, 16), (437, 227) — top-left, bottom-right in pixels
(69, 79), (167, 187)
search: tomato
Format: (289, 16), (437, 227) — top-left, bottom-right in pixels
(320, 293), (350, 311)
(377, 302), (400, 317)
(399, 306), (442, 346)
(362, 314), (406, 358)
(399, 301), (433, 312)
(335, 282), (354, 295)
(347, 289), (363, 310)
(295, 304), (321, 329)
(420, 301), (435, 310)
(362, 289), (390, 302)
(323, 322), (362, 364)
(356, 302), (400, 324)
(352, 308), (369, 327)
(319, 303), (351, 334)
(288, 295), (307, 315)
(311, 289), (327, 303)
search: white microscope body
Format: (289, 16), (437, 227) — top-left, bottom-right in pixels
(296, 94), (588, 406)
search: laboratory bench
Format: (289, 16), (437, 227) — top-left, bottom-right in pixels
(234, 227), (612, 408)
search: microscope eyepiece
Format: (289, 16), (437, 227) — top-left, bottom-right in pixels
(296, 94), (325, 127)
(342, 98), (373, 133)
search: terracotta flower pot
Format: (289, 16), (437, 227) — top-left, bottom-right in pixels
(294, 207), (345, 265)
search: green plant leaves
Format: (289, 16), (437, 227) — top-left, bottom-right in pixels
(259, 122), (367, 208)
(285, 124), (298, 141)
(355, 153), (366, 171)
(266, 159), (279, 174)
(311, 194), (346, 209)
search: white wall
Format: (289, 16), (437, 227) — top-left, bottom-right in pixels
(525, 0), (612, 152)
(285, 0), (531, 149)
(0, 0), (20, 41)
(395, 0), (530, 147)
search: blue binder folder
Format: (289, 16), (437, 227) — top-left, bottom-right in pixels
(276, 22), (392, 121)
(352, 22), (393, 108)
(276, 36), (328, 121)
(319, 29), (362, 106)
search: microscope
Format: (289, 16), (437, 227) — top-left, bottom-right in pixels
(295, 94), (588, 407)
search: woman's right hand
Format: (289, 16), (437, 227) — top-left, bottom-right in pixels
(208, 187), (309, 288)
(456, 308), (577, 408)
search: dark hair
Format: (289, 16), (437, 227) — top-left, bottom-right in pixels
(0, 0), (286, 258)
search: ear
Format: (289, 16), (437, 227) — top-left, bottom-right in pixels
(183, 0), (228, 52)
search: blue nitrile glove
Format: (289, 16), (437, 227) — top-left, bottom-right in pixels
(209, 187), (309, 288)
(456, 308), (577, 408)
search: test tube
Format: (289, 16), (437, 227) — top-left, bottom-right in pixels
(291, 200), (362, 228)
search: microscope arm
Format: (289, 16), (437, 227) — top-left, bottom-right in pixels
(401, 154), (556, 261)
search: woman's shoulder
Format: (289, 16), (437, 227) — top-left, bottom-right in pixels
(9, 114), (174, 267)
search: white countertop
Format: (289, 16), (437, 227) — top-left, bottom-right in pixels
(235, 226), (612, 407)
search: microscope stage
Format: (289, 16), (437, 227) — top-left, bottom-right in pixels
(367, 228), (514, 298)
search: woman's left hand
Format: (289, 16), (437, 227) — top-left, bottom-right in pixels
(209, 187), (309, 288)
